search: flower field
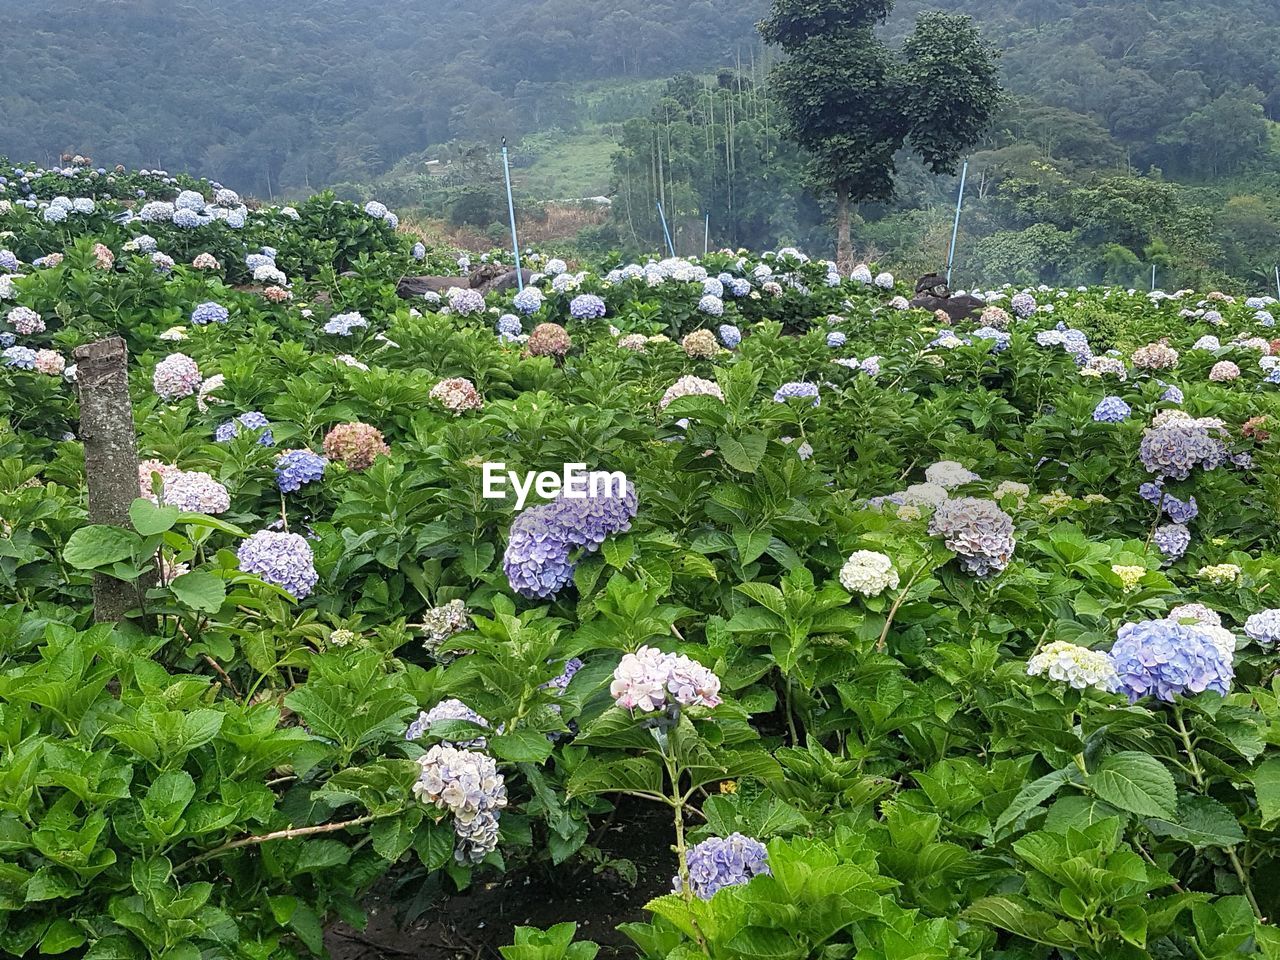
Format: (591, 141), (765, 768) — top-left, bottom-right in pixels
(4, 160), (1280, 959)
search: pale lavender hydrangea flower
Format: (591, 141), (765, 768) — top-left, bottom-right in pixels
(413, 744), (507, 864)
(153, 353), (202, 400)
(1244, 609), (1280, 645)
(677, 834), (770, 900)
(406, 699), (490, 748)
(237, 531), (319, 599)
(773, 381), (819, 406)
(929, 497), (1015, 576)
(569, 294), (607, 319)
(610, 645), (721, 712)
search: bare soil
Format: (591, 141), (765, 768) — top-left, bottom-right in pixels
(326, 803), (673, 959)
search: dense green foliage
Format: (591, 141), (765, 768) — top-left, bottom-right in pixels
(4, 167), (1280, 957)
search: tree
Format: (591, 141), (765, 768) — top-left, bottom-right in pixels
(761, 0), (1001, 267)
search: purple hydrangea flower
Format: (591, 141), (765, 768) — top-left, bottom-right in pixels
(237, 531), (319, 599)
(1153, 522), (1190, 561)
(1109, 618), (1233, 702)
(0, 250), (18, 272)
(1139, 420), (1225, 480)
(1092, 396), (1131, 423)
(1010, 292), (1037, 318)
(275, 450), (327, 493)
(513, 287), (544, 315)
(447, 287), (486, 316)
(501, 483), (638, 599)
(543, 657), (584, 693)
(413, 744), (507, 864)
(718, 324), (741, 348)
(569, 294), (607, 320)
(496, 314), (522, 337)
(191, 301), (229, 325)
(216, 411), (274, 446)
(676, 834), (771, 900)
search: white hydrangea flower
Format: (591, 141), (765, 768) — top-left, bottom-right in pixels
(838, 551), (900, 597)
(1027, 641), (1118, 691)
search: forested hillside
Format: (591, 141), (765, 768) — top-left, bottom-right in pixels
(3, 0), (1279, 287)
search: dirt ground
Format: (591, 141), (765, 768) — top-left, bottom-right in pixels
(326, 803), (674, 959)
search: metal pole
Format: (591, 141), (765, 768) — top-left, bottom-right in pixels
(945, 160), (968, 285)
(704, 214), (710, 256)
(656, 201), (676, 257)
(1151, 264), (1157, 292)
(1274, 265), (1279, 300)
(500, 138), (523, 291)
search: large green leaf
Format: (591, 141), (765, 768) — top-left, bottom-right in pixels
(63, 525), (141, 570)
(169, 571), (226, 614)
(1089, 752), (1176, 819)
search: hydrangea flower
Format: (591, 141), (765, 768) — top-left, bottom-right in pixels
(1109, 618), (1233, 701)
(1026, 640), (1118, 691)
(216, 411), (274, 446)
(364, 200), (389, 219)
(526, 322), (571, 358)
(929, 497), (1016, 577)
(502, 484), (638, 598)
(924, 461), (980, 489)
(405, 699), (490, 749)
(681, 329), (719, 359)
(826, 331), (847, 348)
(153, 353), (202, 400)
(162, 471), (231, 514)
(1209, 360), (1241, 382)
(717, 324), (742, 349)
(512, 287), (545, 315)
(697, 294), (724, 316)
(447, 287), (486, 316)
(8, 307), (44, 335)
(496, 314), (522, 337)
(851, 264), (873, 284)
(237, 531), (319, 599)
(419, 599), (471, 657)
(1139, 419), (1225, 479)
(677, 834), (770, 900)
(191, 302), (229, 325)
(773, 382), (819, 406)
(1112, 564), (1146, 591)
(429, 377), (484, 414)
(1092, 397), (1131, 423)
(1169, 603), (1222, 628)
(33, 349), (65, 376)
(610, 645), (722, 712)
(838, 550), (899, 597)
(874, 271), (894, 289)
(3, 345), (36, 369)
(322, 422), (389, 471)
(413, 744), (507, 864)
(569, 294), (607, 320)
(1154, 523), (1191, 561)
(275, 450), (327, 493)
(1010, 292), (1037, 317)
(1244, 610), (1280, 645)
(660, 375), (724, 410)
(0, 250), (18, 272)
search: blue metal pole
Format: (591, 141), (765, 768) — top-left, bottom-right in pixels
(500, 138), (523, 291)
(1151, 264), (1157, 292)
(946, 160), (968, 285)
(1274, 265), (1279, 300)
(656, 201), (676, 257)
(704, 214), (710, 256)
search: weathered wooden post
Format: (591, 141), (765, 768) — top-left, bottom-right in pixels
(73, 336), (153, 621)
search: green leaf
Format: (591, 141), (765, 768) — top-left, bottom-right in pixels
(718, 432), (766, 473)
(371, 813), (420, 861)
(459, 542), (495, 578)
(169, 571), (226, 614)
(1147, 795), (1244, 848)
(38, 918), (86, 954)
(1252, 757), (1280, 827)
(129, 498), (179, 536)
(996, 767), (1073, 832)
(1089, 752), (1176, 819)
(63, 525), (141, 570)
(490, 729), (555, 764)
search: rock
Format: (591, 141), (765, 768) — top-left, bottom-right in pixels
(909, 272), (985, 323)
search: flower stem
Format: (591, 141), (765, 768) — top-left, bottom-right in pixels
(665, 751), (710, 956)
(1173, 706), (1263, 920)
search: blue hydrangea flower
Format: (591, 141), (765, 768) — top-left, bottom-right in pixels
(676, 834), (770, 900)
(513, 287), (545, 315)
(972, 326), (1011, 352)
(827, 331), (847, 348)
(1110, 618), (1233, 702)
(569, 294), (607, 320)
(412, 242), (426, 260)
(773, 382), (820, 406)
(364, 200), (389, 219)
(0, 333), (14, 348)
(697, 294), (724, 316)
(726, 278), (751, 297)
(172, 208), (203, 229)
(1093, 397), (1131, 423)
(237, 530), (318, 599)
(191, 302), (229, 325)
(0, 250), (18, 272)
(496, 314), (522, 337)
(275, 450), (327, 493)
(216, 411), (274, 446)
(3, 345), (36, 369)
(718, 324), (741, 348)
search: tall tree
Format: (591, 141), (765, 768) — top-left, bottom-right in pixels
(760, 0), (1001, 267)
